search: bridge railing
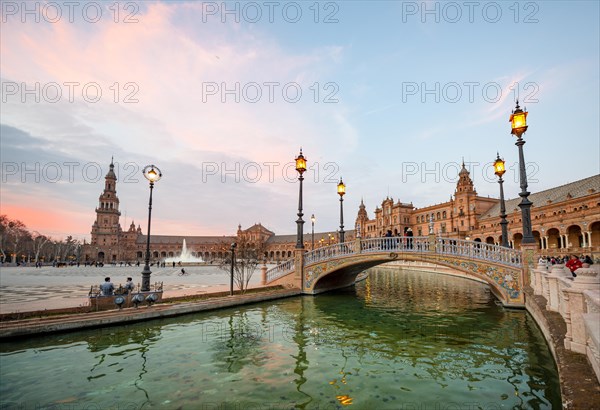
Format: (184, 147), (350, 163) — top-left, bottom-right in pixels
(359, 236), (430, 254)
(303, 236), (522, 267)
(268, 236), (523, 281)
(265, 258), (295, 282)
(304, 241), (357, 265)
(435, 238), (522, 267)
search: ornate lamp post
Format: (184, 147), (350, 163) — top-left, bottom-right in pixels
(337, 178), (346, 243)
(295, 149), (307, 249)
(310, 214), (316, 250)
(141, 165), (162, 292)
(509, 101), (535, 244)
(493, 153), (509, 248)
(230, 242), (237, 296)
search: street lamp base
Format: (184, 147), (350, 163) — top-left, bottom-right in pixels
(141, 267), (152, 292)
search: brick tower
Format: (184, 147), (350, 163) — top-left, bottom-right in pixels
(90, 158), (122, 262)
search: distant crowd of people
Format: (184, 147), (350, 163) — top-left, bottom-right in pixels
(538, 254), (595, 278)
(6, 258), (210, 268)
(19, 260), (174, 268)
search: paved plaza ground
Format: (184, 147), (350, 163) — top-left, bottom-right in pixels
(0, 264), (265, 313)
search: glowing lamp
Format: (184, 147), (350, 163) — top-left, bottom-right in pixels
(337, 178), (346, 197)
(509, 101), (528, 137)
(493, 153), (506, 178)
(295, 149), (307, 175)
(143, 165), (162, 183)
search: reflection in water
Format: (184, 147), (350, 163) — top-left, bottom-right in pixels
(86, 326), (161, 408)
(0, 268), (560, 409)
(292, 298), (311, 409)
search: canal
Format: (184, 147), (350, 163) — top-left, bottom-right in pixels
(0, 267), (561, 409)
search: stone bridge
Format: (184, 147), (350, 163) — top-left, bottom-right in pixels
(265, 236), (526, 307)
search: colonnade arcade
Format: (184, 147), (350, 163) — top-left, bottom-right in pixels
(472, 221), (600, 256)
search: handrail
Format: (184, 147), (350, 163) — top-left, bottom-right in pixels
(435, 238), (522, 267)
(359, 236), (430, 254)
(303, 241), (356, 265)
(265, 258), (295, 282)
(265, 236), (523, 283)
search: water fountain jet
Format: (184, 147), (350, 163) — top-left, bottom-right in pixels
(164, 239), (205, 265)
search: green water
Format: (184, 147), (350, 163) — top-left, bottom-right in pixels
(0, 268), (561, 409)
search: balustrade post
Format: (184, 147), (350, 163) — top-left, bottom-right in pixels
(520, 242), (537, 288)
(294, 249), (305, 291)
(428, 233), (436, 253)
(261, 263), (267, 286)
(356, 236), (363, 254)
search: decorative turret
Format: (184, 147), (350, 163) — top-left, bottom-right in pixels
(355, 198), (370, 238)
(455, 160), (476, 194)
(104, 157), (117, 191)
(357, 198), (368, 220)
(453, 159), (479, 236)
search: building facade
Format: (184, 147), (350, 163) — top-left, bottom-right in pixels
(355, 164), (600, 258)
(356, 163), (499, 239)
(83, 160), (600, 263)
(470, 175), (600, 256)
(82, 160), (348, 263)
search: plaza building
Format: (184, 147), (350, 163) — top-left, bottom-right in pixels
(355, 162), (600, 259)
(83, 160), (599, 264)
(356, 162), (498, 239)
(82, 160), (347, 264)
(470, 175), (599, 256)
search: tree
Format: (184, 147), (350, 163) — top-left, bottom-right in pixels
(0, 215), (85, 265)
(218, 236), (267, 293)
(31, 231), (50, 263)
(0, 215), (29, 263)
(0, 215), (8, 262)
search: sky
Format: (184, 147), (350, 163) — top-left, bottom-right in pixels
(1, 0), (599, 241)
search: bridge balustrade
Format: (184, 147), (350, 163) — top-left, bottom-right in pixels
(359, 236), (429, 254)
(304, 241), (357, 265)
(266, 236), (523, 285)
(265, 259), (295, 282)
(302, 236), (522, 267)
(435, 238), (522, 267)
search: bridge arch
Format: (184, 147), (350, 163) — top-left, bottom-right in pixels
(267, 237), (524, 307)
(305, 252), (522, 307)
